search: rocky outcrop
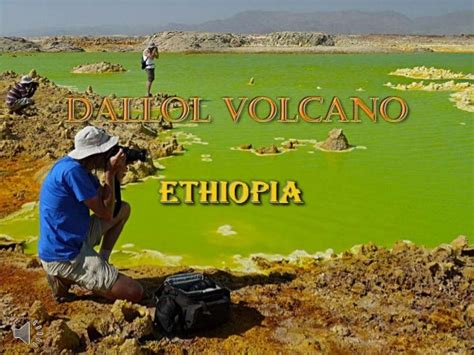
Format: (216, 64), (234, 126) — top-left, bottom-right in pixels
(0, 235), (24, 252)
(72, 61), (126, 73)
(39, 37), (84, 52)
(390, 66), (473, 80)
(121, 159), (156, 185)
(147, 31), (249, 51)
(385, 80), (472, 92)
(318, 128), (351, 151)
(0, 122), (14, 140)
(44, 320), (80, 352)
(450, 87), (474, 113)
(385, 80), (473, 113)
(0, 37), (40, 52)
(256, 145), (280, 155)
(266, 32), (335, 47)
(145, 31), (334, 52)
(0, 71), (178, 160)
(86, 300), (153, 344)
(282, 140), (299, 149)
(2, 34), (472, 53)
(29, 301), (50, 325)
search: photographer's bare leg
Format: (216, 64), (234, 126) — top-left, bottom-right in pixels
(99, 201), (131, 261)
(97, 201), (143, 302)
(104, 274), (143, 303)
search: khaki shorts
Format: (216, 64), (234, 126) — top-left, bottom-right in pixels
(41, 215), (119, 292)
(145, 68), (155, 82)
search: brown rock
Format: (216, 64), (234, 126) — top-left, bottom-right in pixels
(121, 159), (156, 185)
(139, 123), (158, 137)
(72, 61), (126, 74)
(26, 257), (41, 268)
(429, 309), (463, 332)
(256, 145), (280, 155)
(0, 121), (14, 140)
(466, 304), (474, 322)
(451, 235), (468, 253)
(0, 235), (24, 252)
(283, 140), (297, 149)
(331, 324), (351, 337)
(110, 300), (153, 339)
(28, 69), (38, 78)
(119, 339), (144, 355)
(319, 128), (351, 151)
(44, 320), (80, 351)
(29, 301), (50, 325)
(86, 317), (109, 342)
(240, 144), (253, 150)
(462, 267), (474, 281)
(86, 85), (94, 95)
(431, 244), (453, 262)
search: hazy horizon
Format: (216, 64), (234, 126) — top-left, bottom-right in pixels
(1, 0), (473, 36)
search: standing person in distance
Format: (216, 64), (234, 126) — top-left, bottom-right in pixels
(142, 42), (159, 97)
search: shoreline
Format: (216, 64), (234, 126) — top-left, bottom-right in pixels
(0, 199), (466, 272)
(1, 33), (473, 54)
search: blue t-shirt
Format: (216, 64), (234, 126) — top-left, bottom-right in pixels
(38, 156), (99, 262)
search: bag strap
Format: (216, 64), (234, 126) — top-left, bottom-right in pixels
(199, 301), (212, 315)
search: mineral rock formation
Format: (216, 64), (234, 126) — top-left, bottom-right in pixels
(256, 145), (280, 155)
(87, 300), (153, 340)
(239, 144), (253, 150)
(390, 66), (473, 80)
(319, 128), (351, 151)
(0, 235), (24, 252)
(39, 37), (84, 52)
(44, 320), (80, 352)
(282, 140), (298, 149)
(0, 122), (14, 140)
(121, 159), (156, 185)
(385, 80), (472, 92)
(29, 301), (50, 325)
(0, 37), (40, 52)
(72, 61), (126, 74)
(145, 31), (334, 52)
(267, 32), (335, 47)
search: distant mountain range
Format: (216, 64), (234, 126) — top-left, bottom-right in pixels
(9, 10), (474, 36)
(170, 10), (473, 35)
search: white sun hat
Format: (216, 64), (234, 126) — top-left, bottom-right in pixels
(68, 126), (119, 160)
(20, 75), (33, 84)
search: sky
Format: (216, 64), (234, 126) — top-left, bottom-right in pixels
(1, 0), (473, 35)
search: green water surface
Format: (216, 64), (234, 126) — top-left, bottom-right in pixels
(0, 52), (473, 268)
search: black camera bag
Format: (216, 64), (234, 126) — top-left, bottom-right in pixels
(153, 272), (231, 335)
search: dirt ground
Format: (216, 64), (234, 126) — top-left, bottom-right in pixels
(0, 237), (472, 354)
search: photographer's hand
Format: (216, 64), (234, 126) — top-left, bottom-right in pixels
(107, 149), (126, 174)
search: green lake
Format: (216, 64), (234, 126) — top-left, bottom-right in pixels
(0, 52), (473, 269)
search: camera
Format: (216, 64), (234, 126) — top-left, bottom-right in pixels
(109, 145), (148, 164)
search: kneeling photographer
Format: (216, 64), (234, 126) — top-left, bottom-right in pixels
(6, 75), (38, 114)
(38, 125), (147, 303)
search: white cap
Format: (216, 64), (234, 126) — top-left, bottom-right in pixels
(20, 76), (33, 84)
(68, 126), (118, 160)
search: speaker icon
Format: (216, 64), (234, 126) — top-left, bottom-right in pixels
(12, 321), (31, 344)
